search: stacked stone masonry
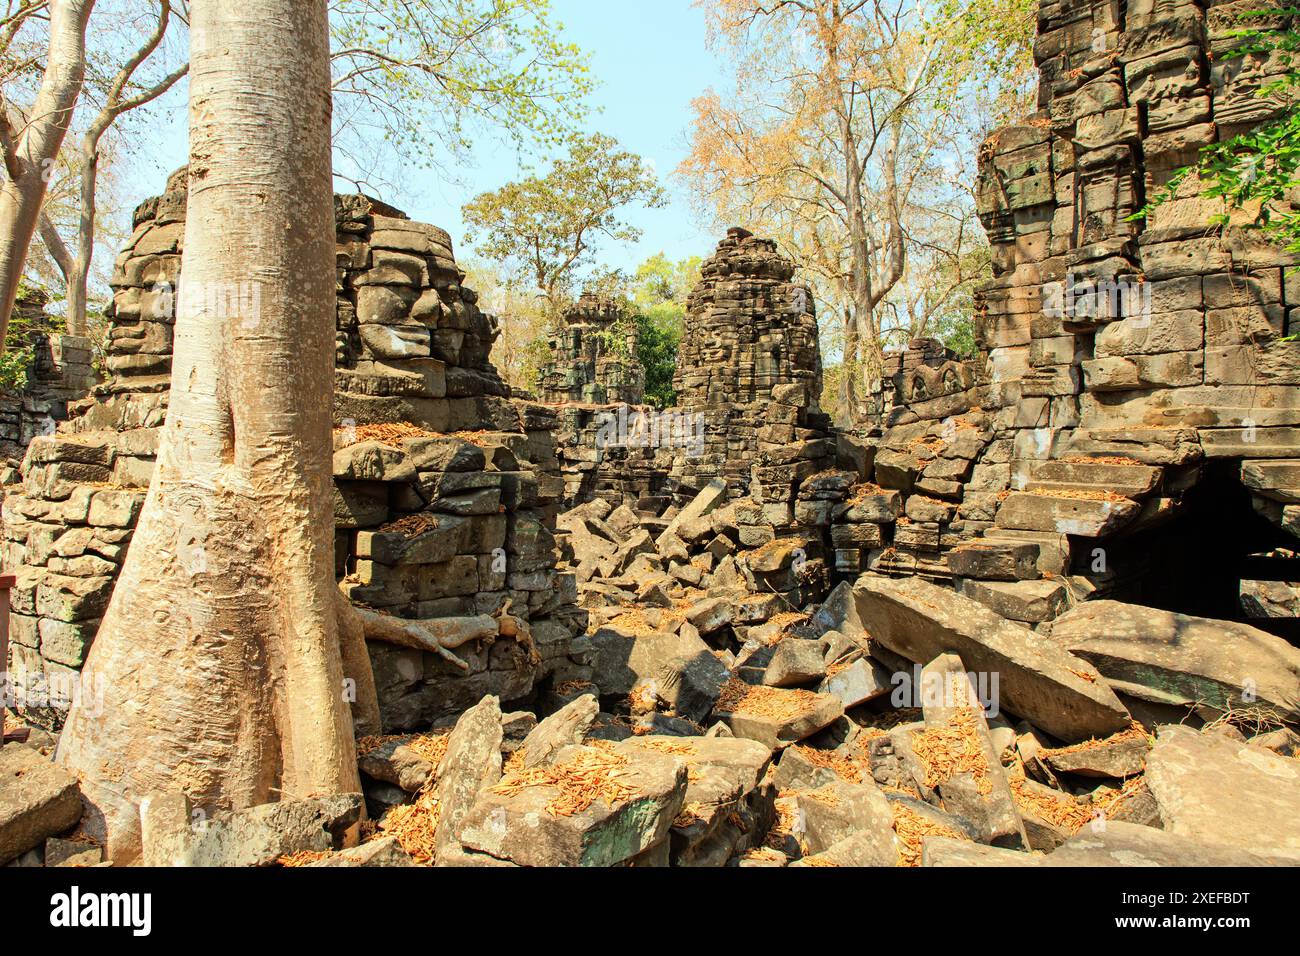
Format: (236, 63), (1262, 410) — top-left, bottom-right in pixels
(3, 168), (587, 731)
(538, 293), (645, 406)
(669, 228), (832, 497)
(853, 0), (1300, 630)
(0, 290), (96, 484)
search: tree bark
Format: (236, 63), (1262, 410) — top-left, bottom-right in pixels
(835, 303), (858, 428)
(56, 0), (361, 862)
(0, 0), (94, 347)
(0, 109), (74, 283)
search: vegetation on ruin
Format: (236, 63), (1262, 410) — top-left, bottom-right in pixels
(1138, 9), (1300, 280)
(0, 279), (64, 393)
(462, 132), (668, 318)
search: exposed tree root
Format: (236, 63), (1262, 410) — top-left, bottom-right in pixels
(334, 589), (383, 737)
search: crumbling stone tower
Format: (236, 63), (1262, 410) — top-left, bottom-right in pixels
(670, 228), (829, 498)
(674, 227), (822, 409)
(539, 293), (645, 406)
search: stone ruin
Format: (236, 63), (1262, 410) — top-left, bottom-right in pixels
(2, 167), (587, 734)
(0, 290), (96, 479)
(849, 0), (1300, 634)
(879, 338), (970, 421)
(670, 228), (829, 492)
(4, 0), (1300, 870)
(538, 292), (644, 406)
(541, 293), (670, 507)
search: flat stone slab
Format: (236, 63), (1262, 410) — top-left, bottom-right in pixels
(961, 578), (1068, 623)
(433, 696), (503, 859)
(712, 682), (844, 750)
(1065, 426), (1203, 466)
(995, 491), (1140, 537)
(307, 835), (418, 867)
(1145, 725), (1300, 862)
(357, 736), (438, 792)
(658, 479), (728, 547)
(1042, 733), (1150, 779)
(853, 575), (1131, 742)
(764, 638), (827, 688)
(684, 597), (732, 634)
(459, 744), (687, 867)
(922, 836), (1044, 867)
(141, 792), (362, 867)
(796, 779), (898, 862)
(916, 655), (1027, 849)
(0, 744), (82, 865)
(819, 657), (893, 708)
(518, 694), (599, 769)
(1027, 460), (1162, 498)
(590, 625), (719, 697)
(1049, 600), (1300, 722)
(946, 541), (1040, 581)
(1241, 459), (1300, 503)
(1047, 820), (1285, 867)
(621, 736), (774, 865)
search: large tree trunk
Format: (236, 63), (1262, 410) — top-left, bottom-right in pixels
(56, 0), (360, 861)
(0, 0), (94, 346)
(65, 145), (97, 335)
(835, 304), (858, 428)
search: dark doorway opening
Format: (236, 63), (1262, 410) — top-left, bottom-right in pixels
(1077, 460), (1298, 643)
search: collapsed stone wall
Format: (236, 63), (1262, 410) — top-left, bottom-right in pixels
(551, 403), (672, 509)
(3, 169), (587, 731)
(850, 0), (1299, 631)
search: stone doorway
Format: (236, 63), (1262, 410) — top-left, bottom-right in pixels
(1082, 460), (1298, 642)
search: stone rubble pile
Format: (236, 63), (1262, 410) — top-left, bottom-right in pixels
(9, 565), (1298, 868)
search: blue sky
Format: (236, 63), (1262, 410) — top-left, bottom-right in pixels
(120, 1), (728, 275)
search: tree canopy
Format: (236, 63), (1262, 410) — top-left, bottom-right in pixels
(328, 0), (596, 190)
(462, 131), (668, 316)
(680, 0), (1035, 423)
